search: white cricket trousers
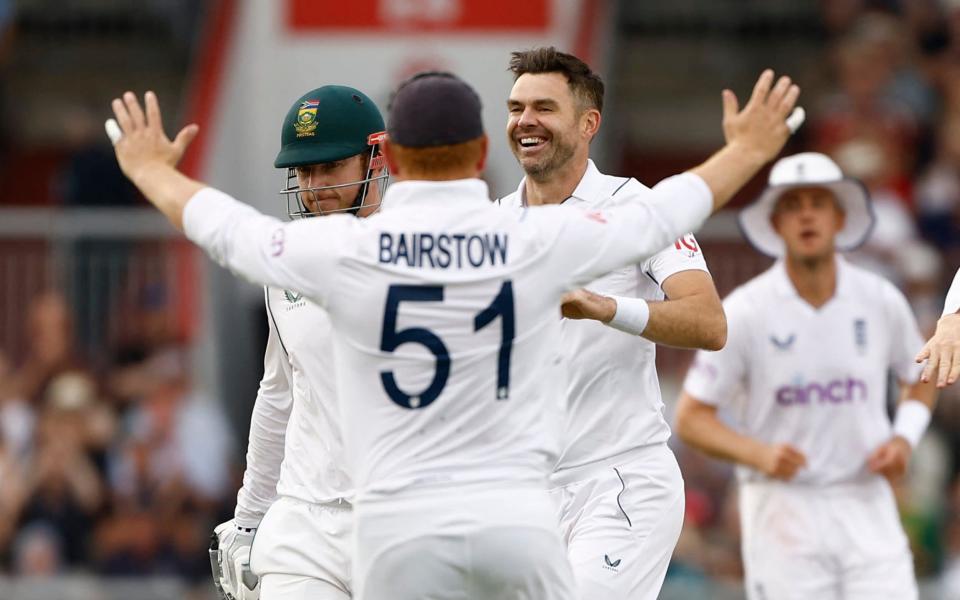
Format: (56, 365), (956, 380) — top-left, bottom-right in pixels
(250, 495), (352, 600)
(551, 442), (685, 600)
(740, 476), (917, 600)
(354, 486), (577, 600)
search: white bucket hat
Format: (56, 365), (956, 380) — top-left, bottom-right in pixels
(738, 152), (875, 257)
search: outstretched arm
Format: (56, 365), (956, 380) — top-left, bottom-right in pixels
(551, 70), (802, 287)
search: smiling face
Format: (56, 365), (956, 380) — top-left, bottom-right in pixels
(295, 153), (381, 217)
(771, 186), (846, 262)
(506, 72), (599, 181)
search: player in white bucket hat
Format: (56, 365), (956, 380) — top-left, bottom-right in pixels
(739, 152), (875, 257)
(677, 151), (939, 599)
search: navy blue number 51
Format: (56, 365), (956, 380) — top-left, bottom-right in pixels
(379, 281), (515, 409)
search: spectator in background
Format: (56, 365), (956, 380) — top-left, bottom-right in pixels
(18, 372), (106, 567)
(7, 292), (80, 406)
(98, 345), (231, 577)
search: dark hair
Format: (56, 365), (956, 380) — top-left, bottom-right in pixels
(508, 47), (604, 113)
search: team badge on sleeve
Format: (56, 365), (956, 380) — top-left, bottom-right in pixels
(294, 99), (320, 137)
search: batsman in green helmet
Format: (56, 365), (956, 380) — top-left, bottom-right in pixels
(209, 85), (386, 600)
(276, 85), (388, 218)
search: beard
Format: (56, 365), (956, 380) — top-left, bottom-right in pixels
(517, 135), (577, 182)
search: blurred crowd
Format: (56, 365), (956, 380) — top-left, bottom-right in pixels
(0, 290), (235, 590)
(665, 2), (960, 596)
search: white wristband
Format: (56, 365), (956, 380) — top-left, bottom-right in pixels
(607, 296), (650, 336)
(892, 400), (931, 448)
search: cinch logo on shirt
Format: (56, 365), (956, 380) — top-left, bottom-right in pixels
(774, 378), (867, 406)
(378, 232), (509, 269)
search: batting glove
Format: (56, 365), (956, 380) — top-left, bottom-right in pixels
(209, 519), (260, 600)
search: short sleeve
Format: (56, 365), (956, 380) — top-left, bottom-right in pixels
(643, 233), (709, 287)
(883, 281), (925, 382)
(683, 292), (750, 406)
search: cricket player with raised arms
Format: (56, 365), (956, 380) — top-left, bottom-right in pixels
(105, 67), (800, 599)
(500, 47), (728, 599)
(677, 152), (938, 600)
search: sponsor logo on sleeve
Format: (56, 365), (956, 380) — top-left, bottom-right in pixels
(674, 234), (700, 257)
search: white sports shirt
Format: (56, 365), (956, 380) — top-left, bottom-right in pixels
(944, 267), (960, 316)
(233, 286), (352, 527)
(184, 174), (712, 501)
(500, 160), (709, 472)
(683, 258), (924, 486)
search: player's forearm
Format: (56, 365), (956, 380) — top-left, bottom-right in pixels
(643, 295), (727, 350)
(127, 162), (204, 231)
(675, 397), (766, 469)
(689, 141), (768, 212)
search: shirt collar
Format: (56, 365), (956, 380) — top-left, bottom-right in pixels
(516, 159), (603, 207)
(771, 255), (854, 300)
(379, 178), (491, 212)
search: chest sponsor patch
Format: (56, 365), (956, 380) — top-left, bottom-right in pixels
(775, 377), (867, 406)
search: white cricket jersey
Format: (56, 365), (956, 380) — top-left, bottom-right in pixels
(683, 257), (925, 486)
(234, 287), (353, 526)
(184, 175), (712, 501)
(500, 160), (709, 472)
(944, 267), (960, 316)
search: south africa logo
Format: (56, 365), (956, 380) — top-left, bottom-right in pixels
(283, 290), (303, 304)
(294, 99), (319, 137)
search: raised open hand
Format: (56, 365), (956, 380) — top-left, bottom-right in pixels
(721, 70), (802, 164)
(107, 91), (199, 183)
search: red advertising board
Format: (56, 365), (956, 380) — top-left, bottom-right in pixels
(287, 0), (550, 32)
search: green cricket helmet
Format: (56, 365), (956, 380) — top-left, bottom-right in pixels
(276, 86), (388, 218)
